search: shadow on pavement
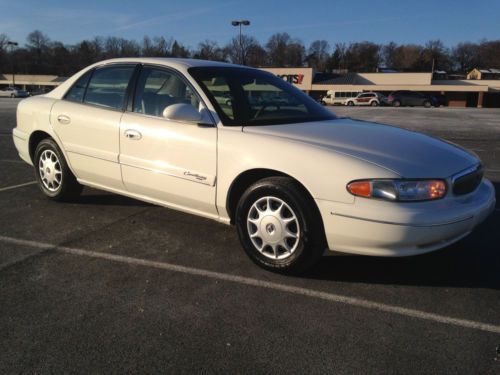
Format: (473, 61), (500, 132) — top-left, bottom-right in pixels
(73, 191), (152, 207)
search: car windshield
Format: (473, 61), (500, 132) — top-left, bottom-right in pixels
(188, 66), (336, 126)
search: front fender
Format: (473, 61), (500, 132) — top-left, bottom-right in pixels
(216, 127), (399, 222)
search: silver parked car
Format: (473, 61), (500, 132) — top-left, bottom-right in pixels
(0, 87), (29, 98)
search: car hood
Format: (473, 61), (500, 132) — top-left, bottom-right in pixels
(243, 119), (478, 178)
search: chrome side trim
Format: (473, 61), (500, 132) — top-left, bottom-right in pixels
(120, 161), (216, 187)
(330, 212), (473, 227)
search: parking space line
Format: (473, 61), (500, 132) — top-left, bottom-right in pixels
(0, 234), (499, 334)
(0, 159), (25, 164)
(0, 181), (36, 192)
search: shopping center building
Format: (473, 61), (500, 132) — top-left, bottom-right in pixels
(262, 67), (500, 108)
(1, 67), (500, 107)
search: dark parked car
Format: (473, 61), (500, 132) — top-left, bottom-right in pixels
(387, 91), (438, 108)
(432, 94), (448, 107)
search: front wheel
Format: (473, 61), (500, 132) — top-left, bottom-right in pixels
(347, 101), (354, 106)
(34, 138), (83, 201)
(235, 177), (326, 274)
(392, 100), (401, 107)
(423, 100), (431, 108)
(370, 101), (379, 106)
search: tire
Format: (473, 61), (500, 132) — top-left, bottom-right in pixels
(392, 100), (401, 107)
(370, 101), (379, 107)
(347, 101), (354, 106)
(10, 93), (15, 98)
(423, 100), (431, 108)
(34, 138), (83, 201)
(235, 177), (326, 274)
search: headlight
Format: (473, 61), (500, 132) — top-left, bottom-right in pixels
(347, 179), (447, 201)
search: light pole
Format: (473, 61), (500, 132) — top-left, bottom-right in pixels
(6, 41), (18, 88)
(231, 20), (250, 65)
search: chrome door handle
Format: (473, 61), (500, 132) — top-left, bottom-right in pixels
(57, 115), (71, 125)
(124, 129), (142, 140)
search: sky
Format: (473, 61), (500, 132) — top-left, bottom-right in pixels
(1, 0), (499, 49)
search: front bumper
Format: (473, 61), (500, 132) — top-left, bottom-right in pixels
(316, 179), (496, 257)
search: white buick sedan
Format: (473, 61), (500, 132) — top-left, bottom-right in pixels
(12, 58), (496, 273)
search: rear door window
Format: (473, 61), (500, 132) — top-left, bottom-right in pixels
(83, 65), (136, 110)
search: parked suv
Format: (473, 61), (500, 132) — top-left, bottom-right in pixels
(0, 87), (29, 98)
(387, 91), (437, 107)
(346, 92), (386, 106)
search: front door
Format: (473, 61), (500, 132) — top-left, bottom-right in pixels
(119, 66), (218, 218)
(50, 64), (136, 190)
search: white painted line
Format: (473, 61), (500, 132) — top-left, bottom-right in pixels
(0, 159), (25, 164)
(0, 181), (37, 192)
(0, 235), (499, 334)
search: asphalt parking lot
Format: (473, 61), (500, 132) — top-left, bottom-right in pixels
(1, 98), (499, 373)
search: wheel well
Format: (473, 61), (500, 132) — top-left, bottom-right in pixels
(226, 168), (317, 225)
(29, 131), (52, 162)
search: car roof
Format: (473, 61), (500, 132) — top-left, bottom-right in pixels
(45, 57), (251, 99)
(93, 57), (242, 70)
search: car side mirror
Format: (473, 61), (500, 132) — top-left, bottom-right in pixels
(162, 103), (213, 126)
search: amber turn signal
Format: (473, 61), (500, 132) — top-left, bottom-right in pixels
(347, 181), (371, 197)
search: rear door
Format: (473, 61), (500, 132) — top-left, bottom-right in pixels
(50, 64), (137, 190)
(119, 65), (218, 217)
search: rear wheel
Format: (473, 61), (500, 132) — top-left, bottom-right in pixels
(347, 101), (354, 106)
(370, 101), (379, 106)
(235, 177), (326, 274)
(10, 93), (15, 98)
(34, 138), (83, 201)
(423, 100), (431, 108)
(392, 100), (401, 107)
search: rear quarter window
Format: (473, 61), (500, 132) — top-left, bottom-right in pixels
(64, 70), (93, 103)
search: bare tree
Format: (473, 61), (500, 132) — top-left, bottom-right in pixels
(193, 40), (226, 61)
(153, 36), (173, 56)
(452, 42), (479, 73)
(344, 42), (381, 72)
(26, 30), (50, 68)
(266, 33), (305, 67)
(171, 40), (190, 58)
(0, 33), (9, 50)
(245, 43), (267, 67)
(477, 40), (500, 68)
(307, 40), (330, 71)
(4, 28), (500, 77)
(225, 35), (262, 65)
(422, 39), (451, 71)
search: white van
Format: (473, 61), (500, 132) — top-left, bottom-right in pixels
(321, 90), (361, 106)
